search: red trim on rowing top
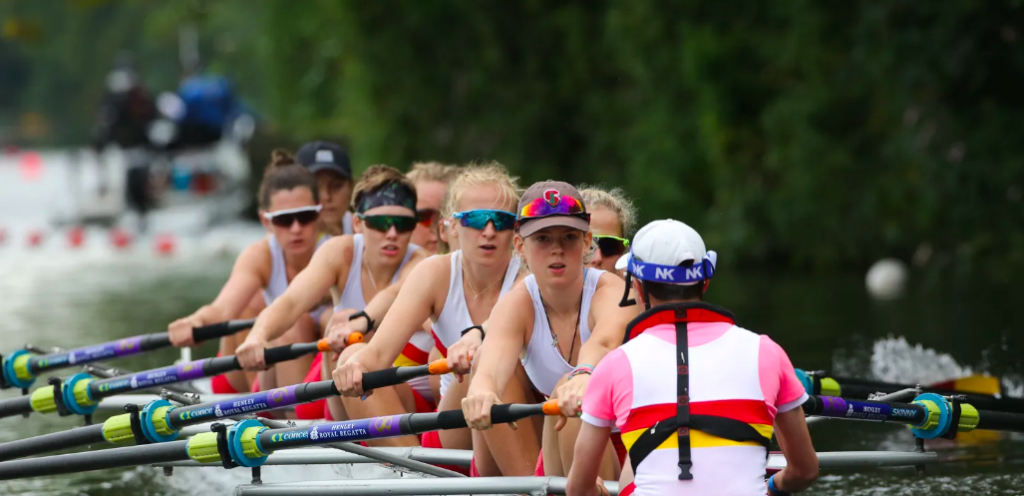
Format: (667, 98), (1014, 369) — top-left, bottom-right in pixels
(622, 400), (772, 432)
(431, 327), (448, 358)
(625, 305), (734, 342)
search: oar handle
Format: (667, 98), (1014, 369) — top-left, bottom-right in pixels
(361, 358), (449, 392)
(263, 340), (330, 366)
(191, 319), (255, 343)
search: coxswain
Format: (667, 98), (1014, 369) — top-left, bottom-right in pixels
(566, 219), (818, 496)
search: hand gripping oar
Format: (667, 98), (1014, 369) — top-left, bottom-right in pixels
(0, 319), (256, 390)
(0, 335), (351, 420)
(0, 355), (446, 462)
(802, 393), (1024, 439)
(0, 400), (559, 480)
(795, 369), (1024, 415)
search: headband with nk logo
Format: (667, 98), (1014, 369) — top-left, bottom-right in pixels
(624, 250), (717, 284)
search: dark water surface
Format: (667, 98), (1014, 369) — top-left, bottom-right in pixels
(0, 250), (1021, 495)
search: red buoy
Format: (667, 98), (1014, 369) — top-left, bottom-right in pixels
(154, 233), (176, 256)
(19, 152), (43, 182)
(110, 228), (132, 250)
(26, 229), (44, 248)
(67, 226), (85, 249)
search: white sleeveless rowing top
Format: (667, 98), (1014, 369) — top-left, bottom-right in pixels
(521, 268), (602, 397)
(263, 234), (332, 323)
(334, 234), (419, 312)
(341, 211), (354, 235)
(433, 250), (521, 397)
(330, 234), (430, 400)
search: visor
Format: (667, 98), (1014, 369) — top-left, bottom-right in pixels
(617, 250), (718, 284)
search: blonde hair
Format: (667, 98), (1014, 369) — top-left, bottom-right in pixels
(441, 161), (520, 218)
(407, 161), (464, 185)
(351, 164), (416, 212)
(579, 185), (639, 237)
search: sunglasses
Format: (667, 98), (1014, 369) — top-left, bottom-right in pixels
(358, 214), (418, 233)
(452, 209), (517, 231)
(594, 235), (630, 257)
(262, 205), (322, 228)
(417, 208), (440, 228)
(519, 194), (586, 220)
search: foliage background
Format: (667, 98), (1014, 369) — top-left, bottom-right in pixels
(2, 0), (1022, 276)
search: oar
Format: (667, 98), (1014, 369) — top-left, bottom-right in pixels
(795, 369), (1024, 414)
(0, 356), (448, 462)
(0, 401), (558, 480)
(0, 334), (361, 420)
(1, 319), (256, 390)
(802, 393), (1024, 439)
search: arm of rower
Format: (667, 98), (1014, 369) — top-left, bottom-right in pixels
(467, 286), (530, 398)
(192, 242), (267, 323)
(576, 273), (639, 367)
(349, 256), (442, 371)
(248, 238), (348, 344)
(566, 422), (611, 496)
(772, 406), (818, 492)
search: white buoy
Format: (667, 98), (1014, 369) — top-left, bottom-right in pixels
(866, 258), (907, 300)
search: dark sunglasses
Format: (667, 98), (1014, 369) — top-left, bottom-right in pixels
(452, 209), (517, 231)
(417, 208), (440, 228)
(359, 214), (418, 233)
(263, 206), (321, 228)
(594, 235), (630, 257)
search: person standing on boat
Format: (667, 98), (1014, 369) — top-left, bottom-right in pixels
(461, 181), (639, 480)
(565, 220), (819, 496)
(167, 150), (327, 393)
(332, 163), (538, 462)
(236, 166), (428, 398)
(296, 141), (355, 236)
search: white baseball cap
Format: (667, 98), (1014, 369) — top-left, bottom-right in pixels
(615, 219), (717, 285)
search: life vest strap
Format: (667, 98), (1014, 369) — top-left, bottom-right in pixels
(675, 321), (692, 480)
(627, 414), (772, 476)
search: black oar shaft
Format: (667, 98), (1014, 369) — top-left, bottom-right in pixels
(0, 424), (105, 462)
(0, 396), (31, 419)
(0, 440), (186, 479)
(977, 410), (1024, 431)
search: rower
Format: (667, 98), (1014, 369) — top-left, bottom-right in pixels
(565, 220), (819, 496)
(332, 162), (535, 462)
(167, 150), (328, 394)
(580, 187), (637, 276)
(236, 165), (429, 422)
(461, 181), (639, 479)
(295, 141), (355, 236)
(407, 161), (463, 254)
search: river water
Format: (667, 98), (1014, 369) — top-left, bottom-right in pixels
(0, 152), (1021, 495)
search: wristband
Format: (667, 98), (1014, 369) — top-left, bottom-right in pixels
(767, 474), (789, 496)
(349, 311), (374, 332)
(568, 363), (594, 381)
(460, 325), (485, 340)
